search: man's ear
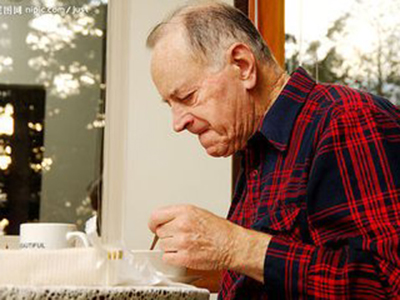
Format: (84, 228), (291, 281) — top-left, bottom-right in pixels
(227, 43), (257, 90)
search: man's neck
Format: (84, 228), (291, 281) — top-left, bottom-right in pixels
(252, 63), (290, 132)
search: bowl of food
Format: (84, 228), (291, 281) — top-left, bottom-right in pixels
(129, 249), (186, 278)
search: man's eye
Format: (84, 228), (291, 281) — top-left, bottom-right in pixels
(181, 92), (194, 103)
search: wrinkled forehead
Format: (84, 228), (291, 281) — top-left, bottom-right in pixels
(152, 27), (186, 61)
(151, 30), (193, 77)
(150, 30), (206, 97)
(151, 24), (199, 67)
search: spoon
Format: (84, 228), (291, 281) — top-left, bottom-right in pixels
(149, 235), (159, 250)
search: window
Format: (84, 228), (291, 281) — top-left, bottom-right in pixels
(286, 0), (400, 105)
(0, 0), (107, 233)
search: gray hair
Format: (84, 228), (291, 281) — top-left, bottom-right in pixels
(146, 1), (273, 67)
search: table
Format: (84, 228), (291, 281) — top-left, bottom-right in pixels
(0, 286), (210, 300)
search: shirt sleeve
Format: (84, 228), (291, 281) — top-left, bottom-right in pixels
(264, 106), (400, 299)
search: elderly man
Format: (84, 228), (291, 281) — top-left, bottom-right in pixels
(147, 2), (400, 299)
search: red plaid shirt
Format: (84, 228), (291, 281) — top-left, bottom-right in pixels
(219, 68), (400, 299)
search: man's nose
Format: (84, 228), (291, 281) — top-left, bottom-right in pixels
(172, 106), (194, 132)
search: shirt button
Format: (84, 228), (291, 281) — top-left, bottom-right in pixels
(250, 170), (258, 178)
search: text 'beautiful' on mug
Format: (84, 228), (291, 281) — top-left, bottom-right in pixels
(19, 223), (90, 249)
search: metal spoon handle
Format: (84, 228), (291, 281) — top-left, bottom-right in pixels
(150, 235), (159, 250)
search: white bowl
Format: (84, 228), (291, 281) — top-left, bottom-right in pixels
(129, 250), (186, 278)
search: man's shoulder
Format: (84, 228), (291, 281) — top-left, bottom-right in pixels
(308, 82), (398, 119)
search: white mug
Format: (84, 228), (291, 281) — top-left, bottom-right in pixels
(19, 223), (90, 250)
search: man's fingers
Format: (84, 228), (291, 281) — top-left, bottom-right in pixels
(158, 236), (178, 252)
(159, 233), (190, 252)
(162, 251), (188, 267)
(155, 221), (175, 238)
(148, 205), (185, 233)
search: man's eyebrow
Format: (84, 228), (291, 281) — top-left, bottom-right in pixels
(171, 88), (195, 100)
(160, 89), (180, 106)
(169, 88), (180, 99)
(162, 86), (192, 104)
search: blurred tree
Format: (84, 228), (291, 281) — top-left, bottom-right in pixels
(285, 0), (400, 105)
(346, 1), (400, 103)
(286, 14), (350, 84)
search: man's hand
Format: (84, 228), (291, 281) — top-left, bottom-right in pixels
(148, 204), (272, 282)
(148, 204), (236, 270)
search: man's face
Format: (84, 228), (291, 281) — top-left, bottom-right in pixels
(150, 31), (255, 157)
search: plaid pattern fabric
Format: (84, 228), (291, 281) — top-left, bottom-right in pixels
(218, 68), (400, 299)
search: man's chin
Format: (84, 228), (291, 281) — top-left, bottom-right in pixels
(199, 135), (235, 157)
(204, 145), (234, 158)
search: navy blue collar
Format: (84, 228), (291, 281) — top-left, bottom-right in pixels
(258, 67), (316, 151)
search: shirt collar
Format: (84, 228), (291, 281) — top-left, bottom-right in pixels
(258, 67), (316, 151)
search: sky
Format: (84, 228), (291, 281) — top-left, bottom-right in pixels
(285, 0), (353, 42)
